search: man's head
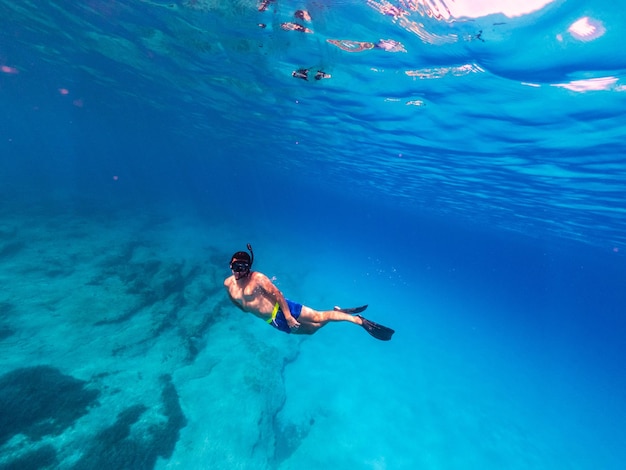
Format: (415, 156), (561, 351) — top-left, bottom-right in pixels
(230, 244), (254, 278)
(230, 251), (251, 271)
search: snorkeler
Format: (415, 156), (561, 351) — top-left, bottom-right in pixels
(280, 22), (313, 33)
(292, 68), (309, 80)
(291, 68), (331, 81)
(314, 70), (331, 80)
(327, 38), (406, 53)
(294, 9), (311, 22)
(223, 244), (395, 341)
(257, 0), (273, 12)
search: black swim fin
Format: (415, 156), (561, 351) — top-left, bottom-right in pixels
(357, 315), (395, 341)
(333, 304), (368, 314)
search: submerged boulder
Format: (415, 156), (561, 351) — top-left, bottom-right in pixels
(0, 365), (99, 445)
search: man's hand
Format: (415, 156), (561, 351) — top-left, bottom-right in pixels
(286, 315), (300, 329)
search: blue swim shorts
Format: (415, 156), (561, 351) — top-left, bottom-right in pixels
(266, 299), (303, 334)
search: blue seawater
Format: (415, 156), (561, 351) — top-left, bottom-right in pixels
(0, 1), (624, 469)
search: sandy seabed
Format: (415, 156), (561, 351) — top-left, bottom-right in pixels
(0, 200), (306, 470)
(1, 199), (622, 470)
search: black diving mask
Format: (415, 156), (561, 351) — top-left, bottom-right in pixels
(231, 261), (250, 273)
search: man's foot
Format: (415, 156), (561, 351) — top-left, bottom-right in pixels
(333, 305), (368, 314)
(356, 315), (394, 341)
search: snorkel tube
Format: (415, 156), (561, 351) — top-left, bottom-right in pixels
(246, 243), (254, 268)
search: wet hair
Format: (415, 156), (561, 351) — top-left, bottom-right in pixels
(230, 251), (251, 265)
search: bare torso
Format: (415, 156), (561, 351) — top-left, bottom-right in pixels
(223, 271), (277, 321)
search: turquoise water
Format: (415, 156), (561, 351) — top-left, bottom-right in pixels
(1, 1), (625, 469)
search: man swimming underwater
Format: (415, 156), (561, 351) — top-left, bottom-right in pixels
(223, 244), (394, 341)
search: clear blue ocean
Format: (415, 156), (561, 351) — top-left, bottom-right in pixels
(1, 1), (625, 469)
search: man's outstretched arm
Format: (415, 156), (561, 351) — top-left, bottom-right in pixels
(255, 273), (300, 328)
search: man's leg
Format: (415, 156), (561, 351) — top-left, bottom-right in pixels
(295, 306), (394, 340)
(294, 307), (362, 335)
(298, 306), (363, 327)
